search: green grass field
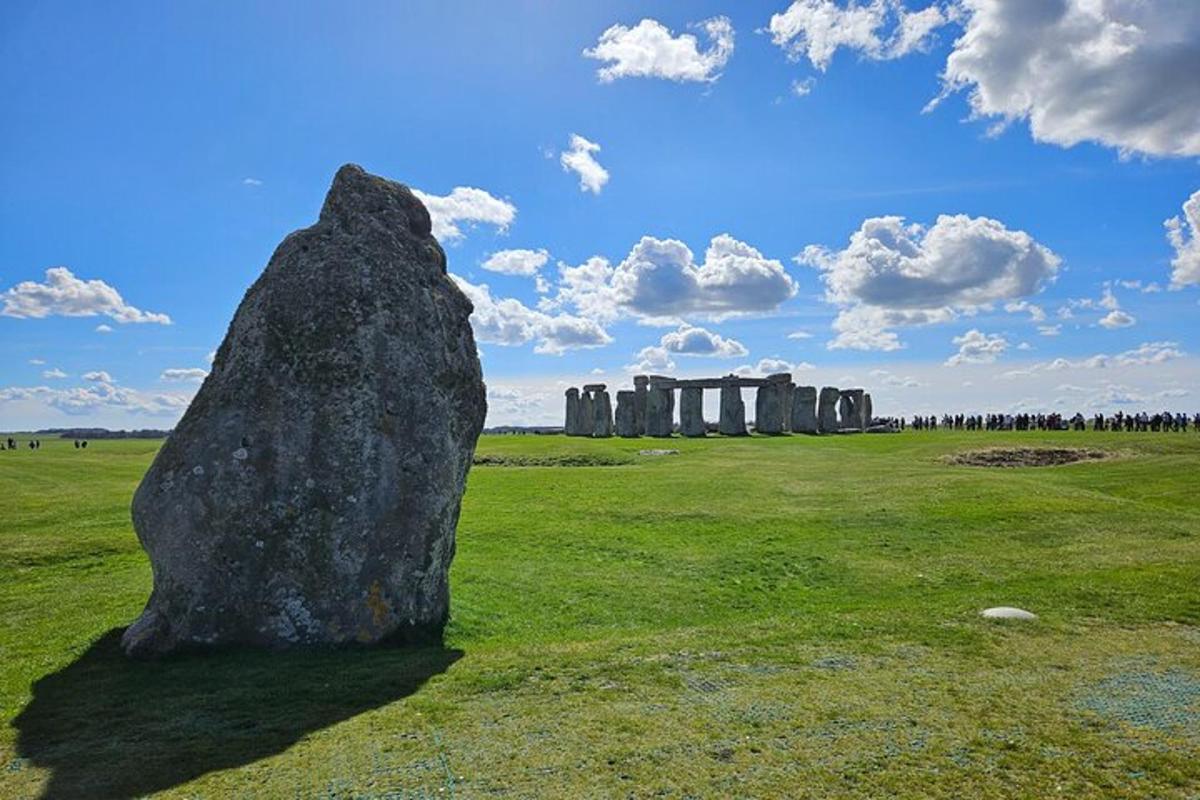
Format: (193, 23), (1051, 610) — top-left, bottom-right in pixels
(2, 431), (1199, 798)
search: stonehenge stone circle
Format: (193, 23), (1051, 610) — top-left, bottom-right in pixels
(680, 386), (706, 437)
(818, 387), (841, 433)
(593, 389), (613, 438)
(579, 390), (594, 437)
(122, 164), (486, 657)
(863, 393), (873, 427)
(719, 382), (748, 436)
(791, 385), (818, 434)
(754, 381), (785, 434)
(839, 388), (866, 430)
(615, 391), (637, 437)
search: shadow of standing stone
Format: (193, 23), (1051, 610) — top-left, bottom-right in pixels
(14, 629), (462, 799)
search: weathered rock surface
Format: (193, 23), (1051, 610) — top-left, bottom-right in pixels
(579, 391), (594, 438)
(615, 391), (637, 437)
(817, 387), (840, 433)
(679, 387), (706, 437)
(564, 388), (580, 436)
(593, 389), (613, 438)
(719, 383), (747, 436)
(646, 387), (674, 437)
(122, 164), (486, 657)
(633, 375), (649, 435)
(754, 374), (790, 435)
(791, 385), (818, 434)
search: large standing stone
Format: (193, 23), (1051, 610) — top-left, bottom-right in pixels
(633, 375), (649, 435)
(817, 386), (840, 434)
(781, 381), (796, 432)
(592, 389), (613, 438)
(755, 373), (790, 435)
(578, 391), (594, 437)
(863, 393), (873, 427)
(680, 387), (706, 437)
(121, 164), (486, 657)
(646, 387), (674, 437)
(564, 388), (580, 436)
(615, 390), (637, 437)
(839, 388), (865, 431)
(791, 385), (818, 434)
(719, 382), (747, 436)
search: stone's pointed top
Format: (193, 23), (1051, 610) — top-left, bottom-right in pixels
(318, 163), (433, 240)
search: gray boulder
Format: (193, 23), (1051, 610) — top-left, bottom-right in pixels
(615, 391), (637, 437)
(121, 164), (486, 657)
(593, 390), (613, 438)
(719, 383), (747, 436)
(817, 387), (840, 433)
(791, 385), (818, 434)
(679, 387), (706, 437)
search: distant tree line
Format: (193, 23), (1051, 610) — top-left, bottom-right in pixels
(35, 427), (173, 440)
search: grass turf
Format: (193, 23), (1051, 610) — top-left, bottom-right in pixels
(1, 431), (1198, 798)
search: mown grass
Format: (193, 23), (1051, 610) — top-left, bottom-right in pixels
(1, 431), (1198, 798)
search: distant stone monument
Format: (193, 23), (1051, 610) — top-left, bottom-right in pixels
(121, 164), (486, 657)
(646, 384), (674, 437)
(679, 386), (706, 437)
(719, 381), (748, 436)
(592, 387), (613, 438)
(564, 388), (580, 436)
(754, 375), (788, 435)
(615, 390), (637, 437)
(818, 386), (840, 433)
(791, 385), (818, 434)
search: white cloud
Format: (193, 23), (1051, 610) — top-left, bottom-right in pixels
(0, 382), (191, 417)
(412, 187), (516, 243)
(452, 276), (612, 356)
(659, 324), (749, 358)
(28, 358), (45, 365)
(1098, 309), (1136, 329)
(999, 341), (1185, 377)
(42, 368), (67, 379)
(625, 345), (676, 374)
(767, 0), (950, 71)
(584, 16), (734, 83)
(1037, 324), (1061, 337)
(2, 267), (172, 324)
(932, 0), (1200, 158)
(544, 234), (797, 325)
(1004, 300), (1046, 322)
(734, 358), (815, 377)
(482, 248), (550, 277)
(792, 77), (817, 96)
(82, 371), (113, 383)
(95, 324), (113, 333)
(799, 213), (1059, 350)
(560, 134), (610, 194)
(161, 368), (208, 383)
(242, 178), (263, 187)
(945, 329), (1008, 366)
(787, 330), (814, 339)
(870, 368), (924, 388)
(1165, 188), (1200, 288)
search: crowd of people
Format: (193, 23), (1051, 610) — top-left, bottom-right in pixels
(0, 437), (91, 450)
(901, 411), (1197, 432)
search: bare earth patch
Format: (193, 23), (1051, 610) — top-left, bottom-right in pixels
(947, 447), (1110, 468)
(472, 453), (633, 467)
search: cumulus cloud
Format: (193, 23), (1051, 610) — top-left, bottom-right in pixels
(1004, 300), (1046, 322)
(82, 371), (113, 383)
(2, 267), (171, 325)
(945, 329), (1008, 366)
(767, 0), (950, 71)
(42, 368), (67, 379)
(161, 368), (209, 383)
(452, 276), (612, 356)
(799, 213), (1059, 350)
(28, 358), (45, 365)
(931, 0), (1200, 158)
(412, 187), (516, 243)
(482, 248), (550, 277)
(998, 341), (1185, 378)
(95, 324), (113, 333)
(869, 368), (924, 388)
(787, 330), (814, 339)
(0, 382), (191, 417)
(560, 134), (610, 194)
(659, 324), (749, 358)
(242, 178), (263, 187)
(1037, 324), (1061, 337)
(1165, 189), (1200, 288)
(544, 235), (797, 325)
(733, 358), (815, 377)
(625, 345), (676, 374)
(1098, 309), (1136, 329)
(584, 16), (734, 83)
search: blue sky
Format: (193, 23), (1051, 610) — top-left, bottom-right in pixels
(2, 0), (1198, 428)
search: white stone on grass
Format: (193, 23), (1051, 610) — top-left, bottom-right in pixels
(981, 606), (1037, 620)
